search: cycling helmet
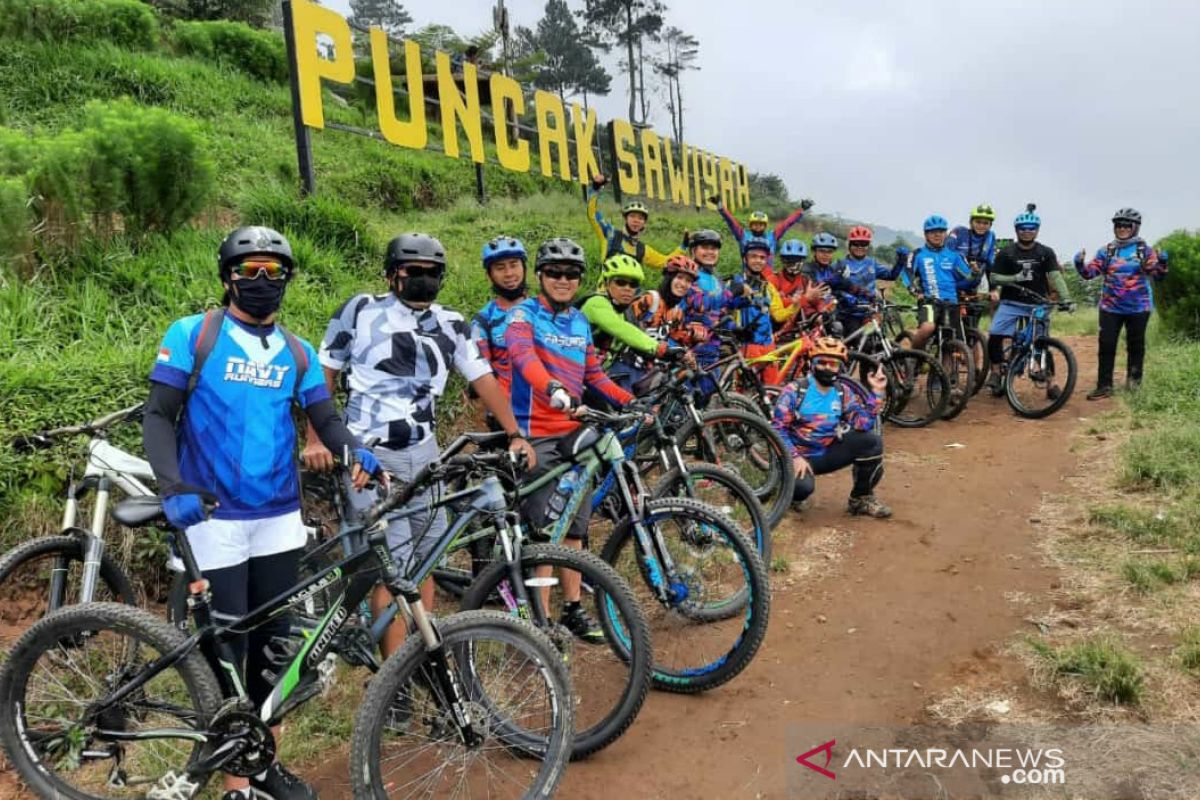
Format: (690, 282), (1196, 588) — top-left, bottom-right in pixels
(846, 225), (873, 244)
(481, 235), (527, 269)
(748, 211), (769, 225)
(1014, 210), (1041, 229)
(689, 228), (722, 249)
(969, 204), (996, 221)
(1112, 207), (1142, 225)
(622, 200), (649, 217)
(809, 336), (848, 364)
(811, 232), (838, 250)
(779, 239), (809, 259)
(663, 253), (700, 279)
(923, 215), (949, 232)
(742, 237), (772, 254)
(601, 253), (645, 283)
(534, 237), (586, 271)
(385, 233), (446, 274)
(218, 226), (294, 275)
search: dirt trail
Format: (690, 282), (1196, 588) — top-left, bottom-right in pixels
(0, 338), (1106, 800)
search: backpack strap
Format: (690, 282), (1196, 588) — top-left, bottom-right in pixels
(275, 323), (310, 404)
(187, 308), (226, 398)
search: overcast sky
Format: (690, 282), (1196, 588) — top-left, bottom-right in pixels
(322, 0), (1199, 254)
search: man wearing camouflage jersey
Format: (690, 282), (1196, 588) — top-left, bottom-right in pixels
(303, 232), (534, 656)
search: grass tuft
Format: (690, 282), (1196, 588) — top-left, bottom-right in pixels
(1029, 636), (1145, 705)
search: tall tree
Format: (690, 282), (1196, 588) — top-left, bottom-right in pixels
(580, 0), (665, 125)
(653, 26), (698, 142)
(515, 1), (611, 105)
(348, 0), (413, 36)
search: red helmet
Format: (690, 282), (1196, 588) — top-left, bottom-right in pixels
(664, 253), (700, 279)
(847, 225), (873, 244)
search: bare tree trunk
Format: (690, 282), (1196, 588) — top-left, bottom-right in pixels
(624, 6), (637, 122)
(675, 71), (684, 143)
(637, 37), (649, 124)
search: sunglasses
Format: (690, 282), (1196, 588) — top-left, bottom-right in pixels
(610, 277), (641, 289)
(542, 268), (582, 281)
(1015, 225), (1039, 232)
(230, 257), (288, 281)
(1114, 221), (1134, 229)
(848, 241), (870, 248)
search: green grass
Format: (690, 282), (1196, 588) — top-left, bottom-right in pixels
(1176, 628), (1200, 678)
(1029, 636), (1146, 705)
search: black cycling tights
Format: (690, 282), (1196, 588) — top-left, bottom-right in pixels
(793, 431), (884, 503)
(1097, 310), (1150, 388)
(204, 548), (302, 707)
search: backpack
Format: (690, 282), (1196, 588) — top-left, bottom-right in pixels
(187, 308), (309, 404)
(1102, 239), (1150, 271)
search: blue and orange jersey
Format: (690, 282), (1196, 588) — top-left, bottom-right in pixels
(771, 377), (882, 459)
(909, 246), (978, 302)
(471, 298), (520, 393)
(1075, 238), (1165, 314)
(717, 204), (807, 267)
(506, 296), (632, 437)
(727, 273), (775, 347)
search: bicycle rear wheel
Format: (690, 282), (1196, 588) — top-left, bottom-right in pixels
(0, 603), (221, 800)
(965, 329), (991, 396)
(652, 463), (773, 557)
(881, 348), (951, 428)
(598, 498), (771, 694)
(1006, 337), (1077, 419)
(935, 339), (975, 420)
(350, 611), (573, 799)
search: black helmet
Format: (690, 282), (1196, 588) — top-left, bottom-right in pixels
(218, 226), (294, 276)
(1112, 207), (1142, 225)
(535, 237), (586, 271)
(689, 229), (722, 249)
(385, 233), (447, 274)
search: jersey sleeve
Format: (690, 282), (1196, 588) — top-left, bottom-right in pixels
(448, 314), (493, 382)
(717, 205), (744, 242)
(580, 295), (660, 355)
(953, 253), (978, 289)
(770, 383), (806, 458)
(844, 385), (883, 431)
(149, 317), (200, 390)
(586, 188), (612, 256)
(297, 339), (331, 409)
(583, 343), (633, 406)
(470, 312), (492, 365)
(506, 306), (554, 396)
(642, 242), (685, 270)
(1076, 246), (1106, 280)
(1141, 246), (1165, 277)
(768, 282), (799, 323)
(773, 207), (806, 240)
(319, 294), (367, 372)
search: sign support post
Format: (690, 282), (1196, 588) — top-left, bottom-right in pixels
(282, 0), (316, 196)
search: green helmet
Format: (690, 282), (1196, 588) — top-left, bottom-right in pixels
(622, 200), (649, 217)
(748, 211), (769, 225)
(969, 203), (996, 221)
(601, 253), (645, 283)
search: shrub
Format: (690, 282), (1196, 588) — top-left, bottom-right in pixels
(0, 0), (159, 49)
(1030, 636), (1145, 705)
(237, 185), (378, 264)
(171, 19), (288, 83)
(1154, 230), (1200, 341)
(0, 178), (34, 267)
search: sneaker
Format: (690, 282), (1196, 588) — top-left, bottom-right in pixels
(1046, 384), (1062, 401)
(250, 762), (317, 800)
(985, 372), (1005, 397)
(222, 792), (252, 800)
(847, 494), (892, 519)
(385, 693), (413, 732)
(559, 604), (605, 645)
(1086, 385), (1113, 401)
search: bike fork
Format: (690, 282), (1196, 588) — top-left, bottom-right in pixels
(78, 477), (111, 604)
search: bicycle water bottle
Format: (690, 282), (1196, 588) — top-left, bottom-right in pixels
(544, 468), (579, 524)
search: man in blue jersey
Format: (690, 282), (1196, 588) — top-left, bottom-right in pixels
(143, 226), (382, 800)
(908, 215), (980, 350)
(471, 234), (528, 397)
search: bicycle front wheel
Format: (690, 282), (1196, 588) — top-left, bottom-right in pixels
(965, 329), (991, 396)
(599, 498), (771, 694)
(460, 545), (651, 759)
(1006, 337), (1077, 419)
(0, 603), (222, 800)
(350, 610), (573, 799)
(652, 462), (773, 556)
(881, 348), (951, 428)
(934, 339), (975, 420)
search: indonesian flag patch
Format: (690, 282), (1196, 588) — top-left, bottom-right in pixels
(157, 347), (171, 362)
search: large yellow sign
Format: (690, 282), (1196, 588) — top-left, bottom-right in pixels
(290, 0), (750, 210)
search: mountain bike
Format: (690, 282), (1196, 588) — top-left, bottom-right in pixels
(0, 477), (575, 799)
(960, 295), (992, 397)
(996, 289), (1078, 418)
(917, 300), (977, 420)
(1, 404), (151, 651)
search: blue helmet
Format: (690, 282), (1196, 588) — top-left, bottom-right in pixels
(1014, 212), (1041, 229)
(811, 232), (838, 250)
(923, 215), (949, 232)
(481, 235), (527, 269)
(779, 239), (809, 259)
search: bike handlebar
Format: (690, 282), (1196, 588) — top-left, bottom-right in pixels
(11, 403), (144, 451)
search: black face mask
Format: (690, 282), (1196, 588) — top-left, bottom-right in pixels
(493, 279), (527, 302)
(812, 367), (839, 387)
(394, 271), (442, 304)
(230, 274), (286, 320)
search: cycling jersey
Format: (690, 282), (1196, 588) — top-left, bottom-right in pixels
(628, 287), (709, 346)
(506, 296), (631, 437)
(471, 298), (520, 392)
(727, 273), (775, 347)
(909, 246), (977, 302)
(947, 226), (996, 270)
(150, 313), (327, 520)
(826, 256), (904, 317)
(586, 188), (680, 268)
(578, 292), (661, 363)
(771, 377), (882, 459)
(717, 204), (807, 266)
(1076, 238), (1165, 314)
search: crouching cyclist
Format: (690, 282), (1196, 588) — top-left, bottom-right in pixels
(145, 227), (387, 800)
(578, 253), (687, 392)
(770, 338), (892, 518)
(506, 237), (638, 640)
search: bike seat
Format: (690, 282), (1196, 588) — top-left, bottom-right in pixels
(111, 496), (167, 528)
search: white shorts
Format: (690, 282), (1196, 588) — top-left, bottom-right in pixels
(173, 510), (306, 572)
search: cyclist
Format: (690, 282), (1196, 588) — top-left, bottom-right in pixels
(471, 235), (528, 394)
(686, 228), (733, 400)
(1074, 207), (1169, 398)
(728, 238), (781, 383)
(985, 205), (1074, 396)
(770, 337), (892, 518)
(578, 253), (686, 392)
(629, 253), (709, 356)
(587, 173), (683, 268)
(145, 226), (383, 800)
(712, 195), (815, 268)
(306, 233), (535, 657)
(947, 203), (998, 306)
(506, 237), (637, 641)
(826, 225), (905, 338)
(769, 239), (829, 328)
(908, 215), (979, 350)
